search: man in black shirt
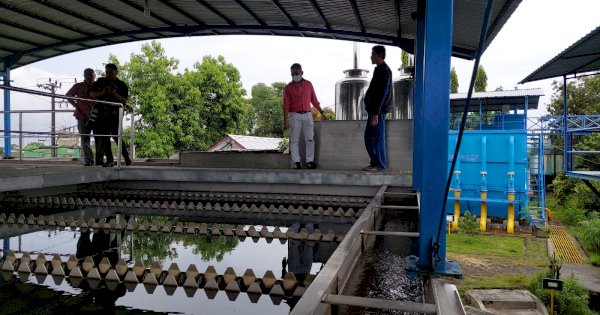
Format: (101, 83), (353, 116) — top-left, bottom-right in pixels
(91, 63), (132, 166)
(363, 46), (392, 172)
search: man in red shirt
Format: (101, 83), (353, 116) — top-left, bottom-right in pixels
(283, 63), (326, 169)
(66, 68), (96, 166)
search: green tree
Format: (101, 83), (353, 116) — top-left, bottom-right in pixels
(450, 67), (459, 93)
(548, 76), (600, 116)
(248, 82), (285, 137)
(547, 75), (600, 170)
(401, 50), (410, 69)
(184, 55), (250, 149)
(23, 142), (42, 152)
(105, 41), (249, 157)
(474, 65), (487, 92)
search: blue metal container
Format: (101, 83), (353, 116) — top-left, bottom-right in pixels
(447, 130), (528, 219)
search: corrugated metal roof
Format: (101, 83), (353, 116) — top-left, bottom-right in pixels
(209, 134), (282, 151)
(0, 0), (522, 72)
(229, 134), (282, 151)
(450, 88), (544, 112)
(521, 25), (600, 83)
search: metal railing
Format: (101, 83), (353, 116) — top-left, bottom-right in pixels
(0, 85), (135, 168)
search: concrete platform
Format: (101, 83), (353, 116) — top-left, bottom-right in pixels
(465, 289), (547, 315)
(0, 162), (411, 194)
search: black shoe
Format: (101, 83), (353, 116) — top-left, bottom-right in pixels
(102, 162), (114, 167)
(125, 160), (132, 166)
(83, 161), (93, 166)
(295, 162), (302, 169)
(306, 162), (316, 169)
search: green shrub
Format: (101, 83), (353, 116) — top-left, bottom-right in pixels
(574, 183), (600, 214)
(579, 217), (600, 255)
(459, 210), (479, 235)
(549, 172), (578, 205)
(589, 253), (600, 267)
(277, 138), (289, 153)
(530, 272), (595, 315)
(557, 205), (587, 226)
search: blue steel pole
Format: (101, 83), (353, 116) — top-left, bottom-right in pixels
(2, 66), (10, 158)
(562, 75), (568, 173)
(417, 0), (453, 272)
(412, 0), (426, 191)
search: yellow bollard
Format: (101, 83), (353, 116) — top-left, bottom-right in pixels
(452, 189), (461, 230)
(480, 191), (487, 231)
(507, 192), (515, 234)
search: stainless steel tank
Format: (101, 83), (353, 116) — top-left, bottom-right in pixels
(335, 69), (370, 120)
(389, 68), (413, 119)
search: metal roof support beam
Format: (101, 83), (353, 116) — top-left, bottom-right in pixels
(308, 0), (331, 29)
(415, 0), (453, 272)
(34, 1), (124, 34)
(194, 0), (236, 25)
(486, 0), (514, 46)
(348, 0), (365, 33)
(75, 0), (147, 31)
(270, 0), (299, 27)
(573, 55), (600, 74)
(0, 20), (71, 42)
(155, 0), (208, 28)
(0, 2), (96, 37)
(119, 0), (177, 27)
(233, 0), (267, 26)
(394, 0), (403, 38)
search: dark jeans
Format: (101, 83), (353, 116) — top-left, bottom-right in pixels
(77, 118), (93, 163)
(364, 113), (387, 170)
(94, 119), (130, 165)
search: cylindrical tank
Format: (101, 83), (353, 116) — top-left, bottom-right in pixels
(389, 68), (413, 119)
(335, 69), (370, 120)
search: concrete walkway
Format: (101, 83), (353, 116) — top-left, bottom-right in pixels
(561, 263), (600, 294)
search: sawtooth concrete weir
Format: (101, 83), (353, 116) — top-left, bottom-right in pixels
(0, 161), (464, 314)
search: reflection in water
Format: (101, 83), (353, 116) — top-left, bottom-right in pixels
(0, 212), (344, 314)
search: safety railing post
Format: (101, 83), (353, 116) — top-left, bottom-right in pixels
(130, 110), (135, 159)
(18, 112), (22, 160)
(117, 107), (123, 168)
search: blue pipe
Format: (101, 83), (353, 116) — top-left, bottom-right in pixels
(562, 75), (568, 172)
(481, 136), (487, 190)
(508, 136), (515, 193)
(2, 66), (10, 158)
(412, 0), (426, 191)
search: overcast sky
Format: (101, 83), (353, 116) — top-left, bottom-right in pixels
(1, 0), (599, 142)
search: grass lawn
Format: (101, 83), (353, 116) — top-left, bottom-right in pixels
(447, 232), (548, 292)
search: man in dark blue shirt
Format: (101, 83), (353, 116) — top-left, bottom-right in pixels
(90, 63), (132, 167)
(363, 46), (392, 172)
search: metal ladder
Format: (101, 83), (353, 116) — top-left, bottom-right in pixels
(526, 133), (546, 227)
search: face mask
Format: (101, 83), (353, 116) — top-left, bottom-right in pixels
(292, 75), (302, 82)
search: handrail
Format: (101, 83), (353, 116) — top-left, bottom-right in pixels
(0, 85), (123, 107)
(0, 85), (135, 166)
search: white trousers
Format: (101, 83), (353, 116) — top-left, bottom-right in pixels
(289, 112), (314, 163)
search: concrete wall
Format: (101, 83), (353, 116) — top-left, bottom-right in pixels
(180, 119), (413, 173)
(315, 120), (413, 173)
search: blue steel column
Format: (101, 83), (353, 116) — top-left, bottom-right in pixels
(2, 65), (11, 158)
(417, 0), (453, 271)
(562, 75), (568, 173)
(411, 0), (426, 190)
